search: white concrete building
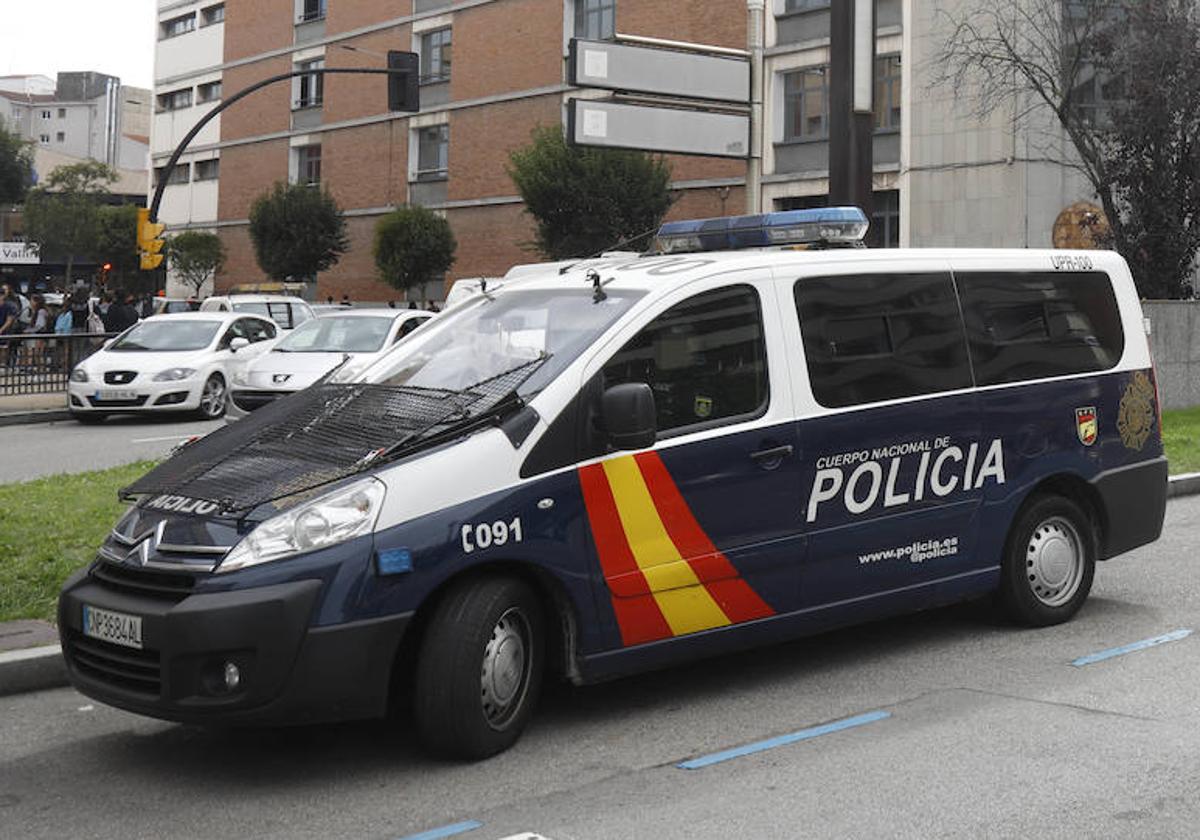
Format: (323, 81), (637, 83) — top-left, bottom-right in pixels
(152, 0), (226, 296)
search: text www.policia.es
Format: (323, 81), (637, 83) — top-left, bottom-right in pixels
(859, 537), (960, 565)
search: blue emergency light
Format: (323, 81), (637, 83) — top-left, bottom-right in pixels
(654, 207), (869, 254)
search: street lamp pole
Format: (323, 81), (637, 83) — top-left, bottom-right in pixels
(746, 0), (765, 214)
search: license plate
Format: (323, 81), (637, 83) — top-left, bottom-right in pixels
(82, 605), (143, 650)
(94, 389), (139, 401)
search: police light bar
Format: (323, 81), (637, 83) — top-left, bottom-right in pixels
(655, 207), (869, 254)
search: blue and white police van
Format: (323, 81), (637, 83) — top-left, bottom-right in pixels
(59, 208), (1167, 759)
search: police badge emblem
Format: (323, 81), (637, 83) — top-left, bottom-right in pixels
(694, 395), (713, 419)
(1117, 371), (1156, 451)
(1075, 406), (1097, 446)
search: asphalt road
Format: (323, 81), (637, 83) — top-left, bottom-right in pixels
(2, 496), (1199, 840)
(0, 415), (224, 484)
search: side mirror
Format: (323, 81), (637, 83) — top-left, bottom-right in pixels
(602, 383), (657, 451)
(229, 337), (250, 352)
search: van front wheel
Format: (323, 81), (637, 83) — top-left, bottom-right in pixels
(414, 577), (544, 760)
(998, 494), (1096, 626)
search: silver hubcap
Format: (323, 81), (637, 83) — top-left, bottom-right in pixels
(1026, 515), (1084, 607)
(201, 377), (225, 416)
(480, 608), (530, 730)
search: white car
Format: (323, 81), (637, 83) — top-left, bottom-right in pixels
(67, 312), (279, 423)
(199, 294), (315, 330)
(227, 308), (433, 418)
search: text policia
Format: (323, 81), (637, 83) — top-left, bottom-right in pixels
(805, 436), (1006, 523)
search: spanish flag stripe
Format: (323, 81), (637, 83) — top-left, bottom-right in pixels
(601, 457), (732, 635)
(577, 463), (673, 646)
(634, 451), (775, 623)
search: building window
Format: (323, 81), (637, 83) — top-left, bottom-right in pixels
(296, 60), (324, 108)
(154, 163), (191, 186)
(416, 125), (449, 180)
(195, 159), (220, 181)
(782, 66), (828, 140)
(201, 3), (225, 26)
(159, 12), (196, 39)
(420, 28), (452, 84)
(783, 0), (829, 11)
(298, 0), (326, 23)
(157, 88), (193, 112)
(40, 110), (51, 120)
(197, 81), (222, 103)
(38, 134), (49, 144)
(874, 55), (901, 131)
(575, 0), (616, 40)
(55, 131), (64, 142)
(57, 108), (66, 119)
(296, 144), (321, 185)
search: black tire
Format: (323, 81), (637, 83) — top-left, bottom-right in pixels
(997, 494), (1096, 626)
(72, 412), (107, 425)
(195, 374), (227, 420)
(414, 576), (544, 760)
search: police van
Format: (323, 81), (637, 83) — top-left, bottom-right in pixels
(58, 208), (1167, 759)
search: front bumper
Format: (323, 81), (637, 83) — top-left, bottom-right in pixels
(67, 377), (203, 413)
(227, 387), (294, 420)
(58, 567), (410, 725)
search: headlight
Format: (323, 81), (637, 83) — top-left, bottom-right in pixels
(217, 477), (385, 574)
(70, 367), (89, 383)
(153, 367), (196, 382)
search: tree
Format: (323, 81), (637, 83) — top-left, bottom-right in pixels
(22, 160), (117, 286)
(247, 181), (349, 281)
(94, 204), (140, 286)
(0, 124), (34, 205)
(936, 0), (1200, 298)
(373, 205), (456, 297)
(507, 126), (674, 260)
(167, 230), (226, 297)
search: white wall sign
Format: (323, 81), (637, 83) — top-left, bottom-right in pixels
(0, 242), (40, 264)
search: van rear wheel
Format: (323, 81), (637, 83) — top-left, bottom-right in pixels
(998, 494), (1096, 626)
(414, 576), (544, 760)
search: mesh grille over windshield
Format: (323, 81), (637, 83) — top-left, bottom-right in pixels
(120, 360), (542, 514)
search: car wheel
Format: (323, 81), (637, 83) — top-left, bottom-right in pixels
(414, 576), (544, 760)
(196, 374), (227, 420)
(997, 494), (1096, 626)
(72, 412), (107, 425)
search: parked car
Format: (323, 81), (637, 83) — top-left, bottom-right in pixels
(227, 308), (433, 418)
(152, 297), (201, 316)
(199, 294), (315, 330)
(67, 312), (279, 423)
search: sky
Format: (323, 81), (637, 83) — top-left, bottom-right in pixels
(0, 0), (157, 89)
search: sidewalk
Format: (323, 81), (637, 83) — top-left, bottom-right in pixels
(0, 391), (72, 426)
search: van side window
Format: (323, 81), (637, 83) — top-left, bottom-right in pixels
(955, 271), (1123, 386)
(795, 273), (971, 408)
(602, 285), (768, 435)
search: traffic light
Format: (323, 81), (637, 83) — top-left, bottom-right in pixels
(387, 51), (419, 113)
(137, 208), (165, 270)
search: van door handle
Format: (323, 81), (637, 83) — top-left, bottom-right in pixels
(750, 444), (794, 467)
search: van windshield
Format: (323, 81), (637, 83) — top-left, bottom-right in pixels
(366, 288), (643, 394)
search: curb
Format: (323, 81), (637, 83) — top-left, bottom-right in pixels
(0, 409), (73, 427)
(2, 473), (1199, 700)
(0, 644), (67, 697)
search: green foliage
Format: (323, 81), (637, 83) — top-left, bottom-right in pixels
(0, 123), (34, 205)
(0, 461), (158, 622)
(22, 160), (117, 283)
(94, 204), (140, 282)
(248, 181), (349, 281)
(373, 205), (457, 294)
(1162, 406), (1200, 474)
(167, 230), (227, 296)
(507, 126), (674, 260)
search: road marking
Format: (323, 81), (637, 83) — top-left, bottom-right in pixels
(676, 710), (891, 770)
(76, 705), (94, 712)
(496, 834), (555, 840)
(395, 820), (483, 840)
(130, 435), (196, 444)
(1071, 628), (1193, 667)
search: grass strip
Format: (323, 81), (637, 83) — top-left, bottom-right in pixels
(1162, 407), (1200, 475)
(0, 461), (157, 623)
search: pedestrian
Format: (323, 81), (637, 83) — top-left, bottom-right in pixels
(0, 286), (18, 367)
(68, 289), (91, 333)
(340, 293), (352, 307)
(387, 300), (396, 309)
(326, 295), (334, 304)
(408, 301), (417, 310)
(21, 294), (51, 370)
(105, 292), (140, 333)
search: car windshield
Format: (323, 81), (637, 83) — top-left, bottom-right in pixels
(366, 288), (643, 394)
(275, 315), (394, 353)
(109, 320), (221, 351)
(233, 301), (304, 328)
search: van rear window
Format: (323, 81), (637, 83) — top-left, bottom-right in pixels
(956, 271), (1123, 386)
(794, 273), (972, 408)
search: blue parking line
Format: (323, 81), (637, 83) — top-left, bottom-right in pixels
(395, 820), (483, 840)
(677, 710), (891, 770)
(1071, 628), (1193, 667)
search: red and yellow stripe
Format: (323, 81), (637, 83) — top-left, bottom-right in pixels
(578, 451), (774, 647)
